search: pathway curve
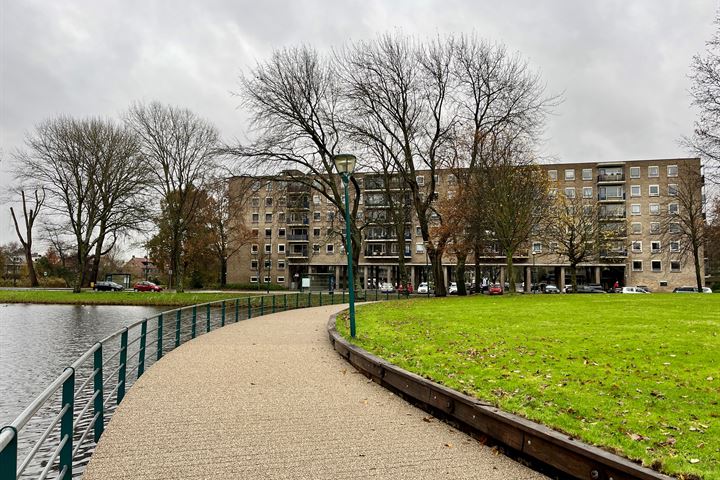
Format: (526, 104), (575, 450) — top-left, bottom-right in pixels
(84, 305), (546, 479)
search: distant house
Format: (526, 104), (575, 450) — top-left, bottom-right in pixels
(123, 256), (159, 281)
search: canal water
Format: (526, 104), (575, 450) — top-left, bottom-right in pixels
(0, 303), (164, 476)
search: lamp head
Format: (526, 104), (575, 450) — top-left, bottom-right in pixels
(333, 154), (356, 175)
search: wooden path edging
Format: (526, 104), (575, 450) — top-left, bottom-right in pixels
(327, 314), (675, 480)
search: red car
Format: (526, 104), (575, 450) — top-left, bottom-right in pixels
(133, 281), (162, 292)
(397, 283), (414, 294)
(488, 284), (503, 295)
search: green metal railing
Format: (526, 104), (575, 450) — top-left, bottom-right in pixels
(0, 289), (406, 479)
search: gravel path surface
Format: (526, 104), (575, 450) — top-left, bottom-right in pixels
(84, 304), (546, 479)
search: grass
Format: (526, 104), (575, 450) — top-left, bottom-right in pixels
(337, 294), (720, 479)
(0, 290), (261, 307)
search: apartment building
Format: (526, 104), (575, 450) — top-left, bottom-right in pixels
(227, 158), (704, 292)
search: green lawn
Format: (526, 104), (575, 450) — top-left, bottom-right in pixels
(337, 294), (720, 479)
(0, 290), (259, 306)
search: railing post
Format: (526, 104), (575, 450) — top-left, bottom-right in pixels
(60, 367), (75, 478)
(221, 301), (226, 326)
(0, 426), (18, 480)
(138, 320), (147, 378)
(93, 344), (104, 442)
(331, 291), (334, 305)
(260, 296), (264, 316)
(319, 291), (323, 306)
(117, 329), (128, 404)
(343, 289), (346, 303)
(296, 292), (299, 309)
(248, 297), (252, 318)
(191, 306), (197, 338)
(157, 313), (164, 360)
(376, 289), (379, 301)
(175, 310), (181, 348)
(307, 291), (311, 307)
(206, 304), (211, 333)
(235, 298), (239, 322)
(284, 294), (288, 311)
(272, 295), (276, 313)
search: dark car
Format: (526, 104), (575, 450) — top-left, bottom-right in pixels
(133, 281), (163, 292)
(93, 281), (124, 291)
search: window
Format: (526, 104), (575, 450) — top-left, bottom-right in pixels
(649, 204), (660, 215)
(263, 276), (271, 284)
(327, 212), (335, 222)
(251, 197), (259, 207)
(630, 185), (641, 197)
(651, 260), (662, 272)
(564, 187), (575, 198)
(648, 166), (659, 178)
(651, 241), (661, 253)
(251, 260), (258, 270)
(549, 188), (557, 198)
(264, 259), (272, 269)
(583, 187), (593, 198)
(416, 226), (422, 236)
(313, 212), (321, 222)
(277, 276), (285, 283)
(668, 184), (678, 196)
(312, 244), (320, 253)
(250, 276), (258, 283)
(251, 244), (258, 254)
(326, 244), (334, 254)
(416, 175), (425, 186)
(669, 222), (681, 234)
(667, 165), (678, 177)
(313, 228), (320, 237)
(265, 197), (273, 207)
(277, 244), (285, 253)
(582, 168), (592, 180)
(650, 222), (660, 234)
(265, 213), (273, 223)
(415, 242), (425, 253)
(632, 260), (643, 271)
(632, 241), (642, 253)
(564, 169), (575, 180)
(670, 241), (680, 252)
(277, 260), (285, 270)
(630, 204), (641, 216)
(649, 185), (659, 197)
(278, 212), (285, 223)
(251, 228), (259, 238)
(265, 228), (272, 238)
(631, 222), (642, 234)
(549, 242), (558, 253)
(433, 174), (440, 184)
(668, 203), (679, 215)
(279, 196), (287, 207)
(670, 261), (681, 272)
(532, 242), (542, 253)
(264, 244), (271, 254)
(629, 167), (640, 179)
(548, 170), (558, 181)
(251, 213), (259, 223)
(266, 182), (273, 191)
(311, 195), (319, 205)
(278, 228), (286, 237)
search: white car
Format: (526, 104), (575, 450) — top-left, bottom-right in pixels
(448, 282), (458, 294)
(417, 282), (429, 294)
(544, 284), (560, 293)
(619, 286), (650, 294)
(379, 282), (395, 293)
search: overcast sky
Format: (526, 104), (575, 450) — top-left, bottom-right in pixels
(0, 0), (717, 254)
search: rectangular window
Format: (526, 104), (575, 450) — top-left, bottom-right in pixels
(632, 260), (643, 271)
(416, 175), (425, 186)
(651, 241), (661, 253)
(630, 204), (641, 216)
(582, 168), (592, 180)
(251, 213), (259, 223)
(549, 188), (557, 198)
(266, 182), (273, 191)
(548, 170), (558, 181)
(277, 276), (285, 283)
(416, 226), (422, 236)
(327, 212), (335, 222)
(264, 244), (272, 254)
(670, 241), (680, 252)
(279, 196), (287, 207)
(265, 197), (273, 207)
(251, 228), (259, 238)
(313, 228), (320, 237)
(629, 167), (640, 179)
(631, 222), (642, 234)
(251, 260), (258, 270)
(326, 244), (334, 254)
(278, 228), (286, 237)
(277, 260), (285, 270)
(263, 276), (271, 284)
(250, 276), (258, 283)
(668, 203), (679, 215)
(265, 213), (273, 223)
(313, 195), (320, 205)
(649, 185), (659, 196)
(632, 241), (642, 253)
(583, 187), (593, 198)
(277, 244), (285, 253)
(670, 261), (681, 272)
(415, 242), (425, 253)
(265, 228), (272, 238)
(312, 244), (320, 253)
(667, 165), (678, 177)
(649, 204), (660, 215)
(564, 169), (575, 180)
(251, 244), (258, 254)
(630, 185), (641, 197)
(251, 197), (260, 207)
(549, 241), (558, 253)
(564, 187), (575, 198)
(433, 174), (439, 184)
(651, 260), (662, 272)
(648, 166), (659, 178)
(278, 212), (285, 223)
(532, 242), (542, 253)
(650, 222), (660, 234)
(313, 212), (321, 222)
(669, 222), (681, 234)
(668, 184), (678, 196)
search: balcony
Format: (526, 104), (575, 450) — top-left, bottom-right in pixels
(600, 249), (628, 258)
(598, 193), (626, 202)
(287, 200), (310, 210)
(287, 251), (309, 261)
(597, 173), (625, 183)
(599, 210), (626, 220)
(287, 217), (310, 226)
(287, 234), (309, 242)
(363, 250), (412, 258)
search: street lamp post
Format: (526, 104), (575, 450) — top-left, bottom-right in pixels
(532, 251), (537, 293)
(333, 154), (357, 338)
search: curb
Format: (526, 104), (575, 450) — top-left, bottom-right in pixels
(327, 313), (674, 480)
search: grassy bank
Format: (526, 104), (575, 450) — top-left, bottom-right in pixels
(338, 294), (720, 479)
(0, 290), (258, 307)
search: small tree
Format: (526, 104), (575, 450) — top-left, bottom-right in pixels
(9, 188), (45, 287)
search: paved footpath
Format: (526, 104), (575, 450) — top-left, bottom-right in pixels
(84, 305), (546, 480)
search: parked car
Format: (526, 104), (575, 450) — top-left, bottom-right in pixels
(619, 286), (650, 294)
(465, 282), (476, 294)
(673, 286), (713, 293)
(544, 284), (560, 294)
(379, 282), (395, 293)
(488, 284), (503, 295)
(133, 281), (162, 292)
(93, 281), (124, 291)
(417, 282), (430, 294)
(636, 285), (651, 293)
(576, 285), (606, 294)
(448, 282), (458, 294)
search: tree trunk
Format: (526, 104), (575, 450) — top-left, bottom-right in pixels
(220, 257), (228, 287)
(456, 253), (467, 296)
(505, 251), (516, 293)
(429, 247), (446, 296)
(570, 264), (578, 293)
(25, 250), (39, 287)
(693, 244), (703, 291)
(473, 243), (482, 293)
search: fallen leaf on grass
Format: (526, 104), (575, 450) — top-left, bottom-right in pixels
(422, 417), (433, 423)
(444, 443), (453, 448)
(689, 458), (701, 464)
(627, 433), (648, 441)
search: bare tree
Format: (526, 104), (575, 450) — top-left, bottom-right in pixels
(9, 188), (45, 286)
(685, 15), (720, 184)
(661, 162), (708, 290)
(126, 102), (219, 292)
